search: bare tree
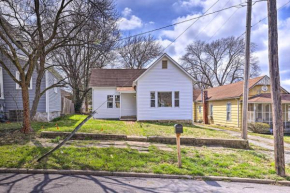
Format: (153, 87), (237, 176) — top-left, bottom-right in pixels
(52, 8), (119, 113)
(181, 36), (260, 88)
(0, 0), (115, 133)
(118, 35), (162, 69)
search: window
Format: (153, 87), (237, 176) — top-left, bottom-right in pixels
(16, 71), (32, 90)
(226, 102), (231, 121)
(115, 95), (120, 108)
(54, 78), (58, 93)
(158, 92), (172, 107)
(174, 91), (179, 107)
(107, 95), (113, 108)
(162, 60), (167, 69)
(0, 68), (3, 99)
(199, 105), (202, 113)
(210, 104), (213, 116)
(150, 92), (155, 107)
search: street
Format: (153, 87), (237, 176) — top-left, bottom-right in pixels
(0, 173), (289, 193)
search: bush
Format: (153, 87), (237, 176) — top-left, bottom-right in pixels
(248, 122), (270, 133)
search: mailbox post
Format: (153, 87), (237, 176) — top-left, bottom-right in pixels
(174, 124), (183, 168)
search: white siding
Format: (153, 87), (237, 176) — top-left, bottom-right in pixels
(136, 56), (193, 121)
(92, 87), (120, 119)
(121, 93), (136, 116)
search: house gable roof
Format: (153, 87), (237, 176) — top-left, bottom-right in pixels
(133, 53), (195, 85)
(89, 69), (146, 87)
(194, 75), (290, 102)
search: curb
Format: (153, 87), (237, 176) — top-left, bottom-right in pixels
(0, 168), (289, 186)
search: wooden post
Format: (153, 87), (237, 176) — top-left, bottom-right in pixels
(242, 0), (252, 140)
(176, 133), (182, 168)
(267, 0), (285, 176)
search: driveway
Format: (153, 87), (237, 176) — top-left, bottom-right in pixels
(0, 173), (290, 193)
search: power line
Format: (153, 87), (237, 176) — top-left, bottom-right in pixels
(117, 1), (264, 42)
(162, 0), (221, 52)
(237, 0), (290, 39)
(191, 0), (232, 41)
(208, 6), (241, 41)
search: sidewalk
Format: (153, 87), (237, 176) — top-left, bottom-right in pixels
(195, 124), (290, 163)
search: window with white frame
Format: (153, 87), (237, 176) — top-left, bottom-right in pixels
(174, 91), (179, 107)
(199, 105), (202, 113)
(115, 95), (120, 108)
(158, 92), (172, 107)
(210, 104), (213, 117)
(0, 68), (3, 99)
(226, 102), (231, 121)
(54, 78), (58, 93)
(107, 95), (113, 108)
(16, 71), (32, 90)
(150, 92), (155, 107)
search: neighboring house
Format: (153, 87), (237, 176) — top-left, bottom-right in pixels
(89, 53), (195, 122)
(0, 55), (62, 122)
(193, 75), (290, 130)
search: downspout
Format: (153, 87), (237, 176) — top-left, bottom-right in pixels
(45, 71), (50, 121)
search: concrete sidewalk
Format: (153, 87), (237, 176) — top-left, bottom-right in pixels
(1, 173), (289, 193)
(195, 124), (290, 163)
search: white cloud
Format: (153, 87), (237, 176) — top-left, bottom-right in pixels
(118, 15), (143, 30)
(156, 0), (290, 90)
(122, 7), (132, 17)
(149, 21), (155, 25)
(173, 0), (203, 8)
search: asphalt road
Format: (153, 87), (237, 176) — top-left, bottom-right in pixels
(0, 173), (290, 193)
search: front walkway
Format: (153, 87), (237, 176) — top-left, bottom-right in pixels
(29, 138), (174, 153)
(195, 123), (290, 163)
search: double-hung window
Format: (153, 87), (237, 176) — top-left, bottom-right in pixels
(150, 92), (155, 107)
(54, 78), (58, 93)
(0, 68), (3, 99)
(210, 104), (213, 117)
(174, 91), (179, 107)
(226, 102), (231, 121)
(199, 105), (202, 113)
(115, 95), (120, 108)
(107, 95), (113, 108)
(16, 71), (32, 90)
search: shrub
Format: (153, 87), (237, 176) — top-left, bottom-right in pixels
(248, 122), (270, 133)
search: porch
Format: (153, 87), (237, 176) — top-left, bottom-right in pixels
(117, 87), (137, 121)
(247, 103), (290, 131)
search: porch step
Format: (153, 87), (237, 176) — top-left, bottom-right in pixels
(120, 116), (137, 121)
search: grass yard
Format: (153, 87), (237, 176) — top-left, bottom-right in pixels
(196, 123), (290, 144)
(0, 115), (235, 139)
(0, 144), (289, 180)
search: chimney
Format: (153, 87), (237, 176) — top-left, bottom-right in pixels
(203, 90), (209, 124)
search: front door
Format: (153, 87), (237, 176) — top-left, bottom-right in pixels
(121, 93), (136, 117)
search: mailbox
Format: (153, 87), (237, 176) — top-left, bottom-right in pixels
(174, 124), (183, 134)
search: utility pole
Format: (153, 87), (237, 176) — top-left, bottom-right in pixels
(267, 0), (285, 176)
(241, 0), (252, 140)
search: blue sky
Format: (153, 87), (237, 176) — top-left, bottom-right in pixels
(115, 0), (290, 90)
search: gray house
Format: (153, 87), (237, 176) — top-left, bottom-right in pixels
(0, 55), (62, 122)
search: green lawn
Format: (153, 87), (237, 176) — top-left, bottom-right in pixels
(196, 123), (290, 144)
(0, 144), (289, 180)
(0, 115), (235, 139)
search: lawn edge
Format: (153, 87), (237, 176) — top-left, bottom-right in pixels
(0, 168), (288, 186)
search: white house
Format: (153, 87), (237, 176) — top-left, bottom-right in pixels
(89, 53), (195, 122)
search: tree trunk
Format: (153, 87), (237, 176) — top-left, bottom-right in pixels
(85, 95), (88, 113)
(30, 70), (44, 119)
(267, 0), (285, 176)
(21, 84), (32, 134)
